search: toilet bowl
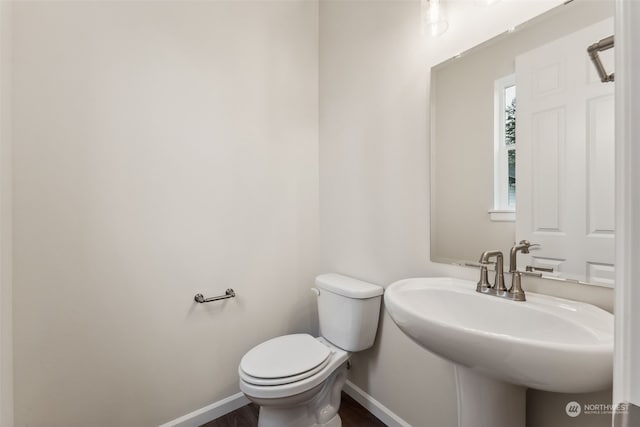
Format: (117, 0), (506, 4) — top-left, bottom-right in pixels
(239, 335), (349, 427)
(238, 274), (383, 427)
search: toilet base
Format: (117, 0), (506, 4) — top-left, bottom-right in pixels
(251, 362), (349, 427)
(258, 409), (341, 427)
(316, 414), (341, 427)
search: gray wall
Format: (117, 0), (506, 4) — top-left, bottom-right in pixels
(11, 2), (319, 425)
(319, 1), (458, 425)
(319, 1), (615, 427)
(0, 1), (13, 426)
(5, 1), (617, 426)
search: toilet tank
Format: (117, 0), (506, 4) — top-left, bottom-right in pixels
(314, 274), (384, 352)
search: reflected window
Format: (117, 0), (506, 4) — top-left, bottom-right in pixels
(505, 85), (516, 208)
(492, 74), (516, 219)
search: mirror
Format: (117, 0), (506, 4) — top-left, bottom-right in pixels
(430, 0), (615, 286)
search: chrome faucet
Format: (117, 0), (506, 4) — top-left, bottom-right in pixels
(477, 250), (506, 294)
(476, 241), (539, 302)
(508, 240), (540, 301)
(509, 240), (535, 273)
(507, 240), (530, 301)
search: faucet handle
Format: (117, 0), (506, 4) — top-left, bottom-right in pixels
(476, 264), (492, 292)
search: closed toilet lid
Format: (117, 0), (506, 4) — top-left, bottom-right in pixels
(240, 334), (332, 381)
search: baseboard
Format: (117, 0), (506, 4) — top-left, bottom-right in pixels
(343, 380), (411, 427)
(158, 392), (250, 427)
(158, 380), (409, 427)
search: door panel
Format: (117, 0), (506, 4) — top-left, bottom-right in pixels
(516, 18), (614, 284)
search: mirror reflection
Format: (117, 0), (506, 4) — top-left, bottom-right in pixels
(430, 0), (614, 286)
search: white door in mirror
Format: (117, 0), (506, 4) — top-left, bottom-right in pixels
(516, 18), (615, 285)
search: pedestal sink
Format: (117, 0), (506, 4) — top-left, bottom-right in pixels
(384, 277), (613, 427)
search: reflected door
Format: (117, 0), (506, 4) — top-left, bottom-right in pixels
(515, 18), (614, 285)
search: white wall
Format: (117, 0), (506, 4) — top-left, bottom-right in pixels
(11, 1), (318, 426)
(319, 2), (456, 425)
(614, 0), (640, 411)
(0, 1), (13, 426)
(6, 0), (621, 426)
(319, 0), (614, 426)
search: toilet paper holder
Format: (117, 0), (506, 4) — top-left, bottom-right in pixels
(194, 289), (236, 303)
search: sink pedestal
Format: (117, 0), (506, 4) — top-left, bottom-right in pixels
(454, 365), (526, 427)
(385, 277), (614, 426)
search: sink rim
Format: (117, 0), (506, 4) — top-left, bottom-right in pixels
(385, 277), (613, 351)
(384, 276), (614, 393)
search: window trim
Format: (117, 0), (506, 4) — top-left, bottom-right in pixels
(491, 74), (516, 222)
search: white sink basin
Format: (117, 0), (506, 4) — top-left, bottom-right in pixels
(385, 277), (613, 393)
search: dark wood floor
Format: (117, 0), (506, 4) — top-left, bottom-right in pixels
(201, 392), (387, 427)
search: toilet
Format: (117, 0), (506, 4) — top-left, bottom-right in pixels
(238, 273), (383, 427)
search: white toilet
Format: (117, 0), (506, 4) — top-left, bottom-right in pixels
(238, 273), (383, 427)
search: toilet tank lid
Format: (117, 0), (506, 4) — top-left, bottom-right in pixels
(315, 274), (383, 299)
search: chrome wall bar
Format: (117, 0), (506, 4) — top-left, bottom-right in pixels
(588, 35), (615, 83)
(194, 289), (236, 303)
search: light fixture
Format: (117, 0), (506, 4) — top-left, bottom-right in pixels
(421, 0), (449, 37)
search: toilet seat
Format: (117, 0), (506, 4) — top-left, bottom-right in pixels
(239, 336), (350, 400)
(239, 334), (332, 386)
